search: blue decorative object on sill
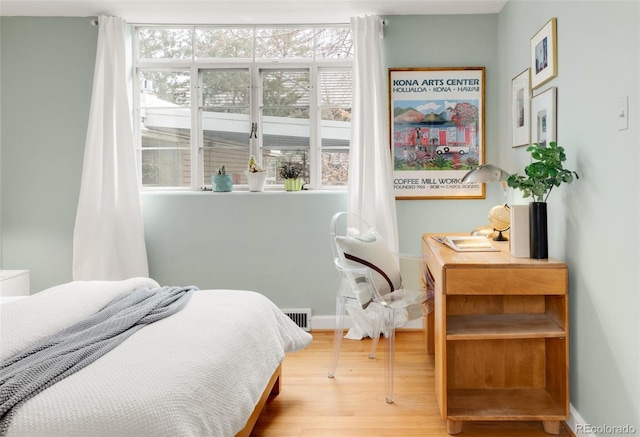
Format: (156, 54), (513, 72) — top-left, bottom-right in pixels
(212, 175), (232, 192)
(212, 165), (233, 192)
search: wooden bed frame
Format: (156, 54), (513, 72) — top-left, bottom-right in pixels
(235, 363), (282, 437)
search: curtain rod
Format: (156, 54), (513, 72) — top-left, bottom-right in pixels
(126, 22), (352, 27)
(91, 18), (386, 26)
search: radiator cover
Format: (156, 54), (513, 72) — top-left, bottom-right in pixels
(281, 308), (311, 331)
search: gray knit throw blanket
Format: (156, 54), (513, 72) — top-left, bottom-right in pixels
(0, 285), (197, 437)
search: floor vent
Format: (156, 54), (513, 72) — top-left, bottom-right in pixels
(281, 308), (312, 331)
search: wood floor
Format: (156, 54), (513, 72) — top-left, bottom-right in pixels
(252, 331), (573, 437)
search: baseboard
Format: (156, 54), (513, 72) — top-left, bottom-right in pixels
(565, 404), (595, 437)
(311, 315), (423, 331)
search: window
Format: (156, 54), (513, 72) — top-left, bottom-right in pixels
(134, 25), (353, 190)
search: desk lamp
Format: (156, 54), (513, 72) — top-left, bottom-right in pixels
(461, 164), (510, 241)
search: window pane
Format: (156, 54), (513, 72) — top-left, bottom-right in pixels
(315, 28), (354, 59)
(321, 108), (351, 123)
(142, 149), (191, 187)
(320, 69), (352, 106)
(141, 122), (191, 149)
(263, 107), (309, 120)
(262, 70), (309, 107)
(322, 150), (349, 186)
(202, 107), (251, 184)
(202, 70), (250, 108)
(262, 114), (310, 150)
(319, 67), (350, 187)
(201, 145), (250, 186)
(139, 70), (191, 165)
(261, 68), (310, 179)
(201, 69), (251, 185)
(261, 149), (310, 184)
(255, 28), (314, 59)
(139, 69), (191, 187)
(320, 104), (350, 148)
(195, 28), (253, 59)
(202, 109), (251, 153)
(139, 70), (191, 107)
(138, 28), (193, 60)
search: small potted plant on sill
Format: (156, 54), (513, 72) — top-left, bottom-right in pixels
(507, 142), (579, 259)
(246, 155), (268, 192)
(212, 165), (233, 192)
(279, 160), (304, 191)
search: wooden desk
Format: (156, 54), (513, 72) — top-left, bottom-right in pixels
(422, 234), (568, 435)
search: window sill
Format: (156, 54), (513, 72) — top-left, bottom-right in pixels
(140, 188), (346, 195)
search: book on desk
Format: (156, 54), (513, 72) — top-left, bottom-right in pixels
(432, 235), (499, 252)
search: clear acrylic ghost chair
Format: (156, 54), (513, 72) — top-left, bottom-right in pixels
(327, 212), (433, 403)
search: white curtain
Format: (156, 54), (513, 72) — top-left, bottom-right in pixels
(348, 16), (399, 252)
(73, 16), (149, 281)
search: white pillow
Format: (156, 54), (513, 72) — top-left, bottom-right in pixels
(335, 230), (402, 304)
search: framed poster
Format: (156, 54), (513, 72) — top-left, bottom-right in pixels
(531, 87), (557, 147)
(389, 67), (485, 199)
(511, 68), (531, 148)
(530, 18), (557, 89)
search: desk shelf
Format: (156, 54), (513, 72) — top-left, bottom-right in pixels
(447, 313), (566, 340)
(422, 234), (568, 435)
(447, 388), (566, 420)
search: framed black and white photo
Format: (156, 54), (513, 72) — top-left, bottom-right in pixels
(530, 18), (557, 89)
(531, 87), (556, 147)
(389, 67), (485, 199)
(511, 68), (531, 147)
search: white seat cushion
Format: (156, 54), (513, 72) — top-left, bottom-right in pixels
(335, 230), (402, 304)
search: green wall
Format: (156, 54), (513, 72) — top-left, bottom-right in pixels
(382, 9), (638, 431)
(496, 0), (639, 432)
(141, 14), (500, 313)
(1, 4), (639, 432)
(141, 191), (347, 313)
(383, 14), (503, 254)
(0, 17), (96, 290)
(0, 15), (498, 310)
(0, 17), (3, 265)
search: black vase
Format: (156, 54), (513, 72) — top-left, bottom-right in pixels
(529, 202), (548, 259)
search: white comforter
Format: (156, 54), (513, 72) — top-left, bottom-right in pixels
(0, 278), (312, 437)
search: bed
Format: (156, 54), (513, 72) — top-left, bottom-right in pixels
(0, 277), (312, 437)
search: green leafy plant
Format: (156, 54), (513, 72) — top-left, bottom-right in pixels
(507, 142), (579, 202)
(217, 165), (227, 175)
(278, 151), (309, 181)
(279, 161), (301, 179)
(432, 155), (449, 169)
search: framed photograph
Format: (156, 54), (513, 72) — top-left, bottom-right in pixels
(389, 67), (485, 199)
(511, 68), (531, 148)
(530, 18), (557, 89)
(531, 87), (557, 147)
